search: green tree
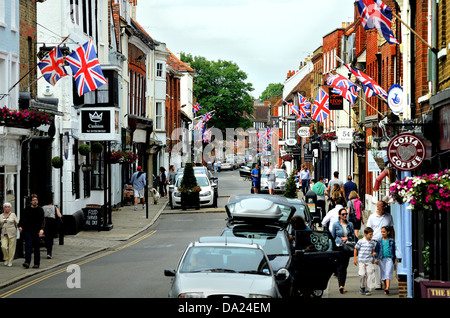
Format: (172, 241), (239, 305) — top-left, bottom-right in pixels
(179, 163), (199, 191)
(180, 53), (254, 131)
(284, 170), (298, 199)
(259, 83), (283, 102)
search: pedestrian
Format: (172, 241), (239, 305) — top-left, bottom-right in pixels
(130, 166), (147, 211)
(158, 166), (168, 198)
(347, 190), (364, 239)
(168, 165), (177, 185)
(375, 226), (396, 295)
(213, 161), (218, 173)
(354, 227), (377, 296)
(328, 183), (344, 211)
(1, 202), (19, 267)
(267, 165), (276, 195)
(331, 207), (356, 294)
(251, 164), (260, 194)
(300, 165), (311, 197)
(312, 176), (326, 220)
(322, 196), (345, 233)
(43, 197), (62, 259)
(281, 161), (286, 170)
(327, 171), (345, 202)
(366, 200), (395, 289)
(344, 175), (358, 201)
(289, 215), (311, 248)
(18, 194), (45, 269)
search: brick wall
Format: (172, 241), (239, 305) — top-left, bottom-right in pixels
(19, 0), (38, 98)
(438, 0), (450, 91)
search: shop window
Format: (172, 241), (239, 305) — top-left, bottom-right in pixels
(73, 70), (118, 107)
(91, 151), (104, 190)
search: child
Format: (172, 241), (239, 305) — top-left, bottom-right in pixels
(375, 226), (396, 295)
(354, 227), (376, 296)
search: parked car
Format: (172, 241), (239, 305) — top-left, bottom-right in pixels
(220, 160), (234, 170)
(170, 174), (217, 209)
(164, 236), (282, 298)
(239, 162), (255, 179)
(172, 167), (218, 207)
(221, 194), (322, 298)
(260, 169), (288, 194)
(222, 196), (295, 298)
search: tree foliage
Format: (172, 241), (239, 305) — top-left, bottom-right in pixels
(284, 170), (298, 199)
(180, 53), (255, 131)
(259, 83), (283, 102)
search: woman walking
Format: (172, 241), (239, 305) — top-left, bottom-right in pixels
(331, 207), (356, 294)
(43, 198), (62, 259)
(1, 203), (19, 267)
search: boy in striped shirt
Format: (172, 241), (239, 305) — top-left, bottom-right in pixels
(354, 227), (376, 296)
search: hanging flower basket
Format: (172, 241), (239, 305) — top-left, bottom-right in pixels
(321, 131), (337, 142)
(91, 142), (104, 153)
(374, 157), (386, 170)
(78, 144), (91, 156)
(109, 151), (124, 164)
(389, 169), (450, 211)
(281, 155), (293, 162)
(108, 151), (138, 164)
(51, 156), (63, 169)
(0, 107), (51, 127)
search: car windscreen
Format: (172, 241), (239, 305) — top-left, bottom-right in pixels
(261, 171), (287, 178)
(223, 228), (289, 256)
(176, 176), (209, 187)
(180, 246), (271, 275)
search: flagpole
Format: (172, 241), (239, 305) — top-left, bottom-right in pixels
(391, 11), (436, 53)
(358, 95), (385, 118)
(7, 34), (71, 93)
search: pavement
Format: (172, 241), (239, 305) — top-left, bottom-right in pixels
(0, 192), (398, 298)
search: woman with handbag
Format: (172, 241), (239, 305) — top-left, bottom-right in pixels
(43, 198), (62, 259)
(331, 207), (356, 294)
(1, 202), (19, 267)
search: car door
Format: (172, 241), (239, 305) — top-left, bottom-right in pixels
(290, 230), (340, 292)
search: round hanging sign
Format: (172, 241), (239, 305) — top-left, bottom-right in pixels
(387, 84), (404, 115)
(297, 127), (311, 138)
(387, 133), (426, 171)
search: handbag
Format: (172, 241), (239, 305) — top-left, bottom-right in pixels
(341, 240), (356, 256)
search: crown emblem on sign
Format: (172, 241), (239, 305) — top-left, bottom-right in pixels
(89, 112), (103, 123)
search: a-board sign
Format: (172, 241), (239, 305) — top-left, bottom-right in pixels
(83, 207), (103, 230)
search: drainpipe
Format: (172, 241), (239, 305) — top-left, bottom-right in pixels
(431, 0), (437, 95)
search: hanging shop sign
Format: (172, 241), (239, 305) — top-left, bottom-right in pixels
(328, 88), (343, 110)
(297, 127), (311, 138)
(79, 108), (120, 142)
(387, 84), (404, 115)
(387, 132), (426, 171)
(286, 139), (297, 146)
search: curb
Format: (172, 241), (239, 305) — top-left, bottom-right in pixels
(0, 201), (169, 291)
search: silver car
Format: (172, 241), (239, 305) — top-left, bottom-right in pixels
(260, 169), (288, 193)
(164, 236), (282, 298)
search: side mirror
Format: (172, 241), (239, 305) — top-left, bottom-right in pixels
(164, 269), (176, 277)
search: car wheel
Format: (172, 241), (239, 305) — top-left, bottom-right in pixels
(312, 290), (323, 298)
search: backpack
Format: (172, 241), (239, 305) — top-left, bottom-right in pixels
(349, 198), (362, 223)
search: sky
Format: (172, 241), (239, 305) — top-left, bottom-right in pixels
(136, 0), (356, 99)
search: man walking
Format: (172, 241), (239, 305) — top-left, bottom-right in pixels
(312, 176), (327, 220)
(251, 164), (260, 194)
(327, 171), (345, 199)
(344, 175), (358, 201)
(131, 166), (146, 211)
(300, 165), (311, 197)
(18, 194), (45, 269)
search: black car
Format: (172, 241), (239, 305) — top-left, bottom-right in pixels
(221, 194), (333, 298)
(239, 162), (254, 180)
(222, 196), (295, 298)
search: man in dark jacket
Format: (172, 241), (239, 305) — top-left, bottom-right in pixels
(18, 194), (45, 269)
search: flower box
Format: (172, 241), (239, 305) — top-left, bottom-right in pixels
(180, 191), (200, 210)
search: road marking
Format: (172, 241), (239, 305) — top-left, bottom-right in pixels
(0, 230), (157, 298)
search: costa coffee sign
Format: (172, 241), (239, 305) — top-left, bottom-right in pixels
(387, 133), (426, 171)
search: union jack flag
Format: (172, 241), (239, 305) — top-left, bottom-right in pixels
(342, 61), (388, 99)
(202, 129), (211, 143)
(193, 102), (202, 114)
(298, 93), (311, 119)
(194, 120), (204, 130)
(326, 74), (360, 105)
(287, 101), (299, 117)
(37, 45), (68, 86)
(65, 39), (107, 96)
(357, 0), (399, 45)
(201, 111), (214, 123)
(312, 88), (330, 122)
